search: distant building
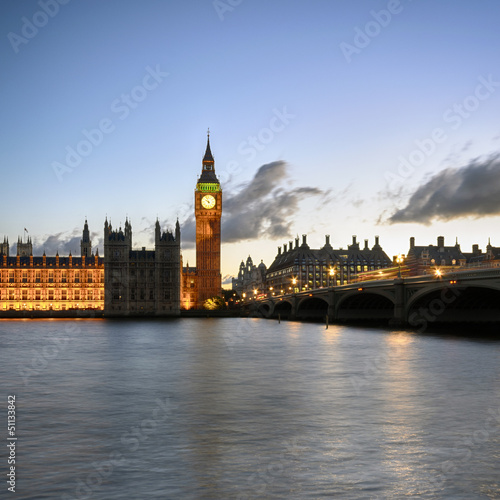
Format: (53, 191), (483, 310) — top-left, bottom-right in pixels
(263, 234), (392, 294)
(0, 221), (104, 313)
(232, 256), (267, 298)
(406, 236), (466, 275)
(104, 218), (181, 316)
(407, 236), (500, 274)
(484, 240), (500, 265)
(463, 243), (486, 267)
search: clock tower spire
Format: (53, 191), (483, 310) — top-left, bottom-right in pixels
(194, 131), (222, 307)
(200, 129), (217, 180)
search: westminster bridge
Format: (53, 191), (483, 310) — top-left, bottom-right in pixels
(243, 267), (500, 327)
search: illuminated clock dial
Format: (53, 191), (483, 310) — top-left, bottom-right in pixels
(201, 194), (216, 209)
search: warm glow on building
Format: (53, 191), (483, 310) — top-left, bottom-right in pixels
(1, 220), (104, 315)
(0, 253), (104, 312)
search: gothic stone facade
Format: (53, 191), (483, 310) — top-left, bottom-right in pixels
(104, 218), (181, 316)
(232, 256), (267, 298)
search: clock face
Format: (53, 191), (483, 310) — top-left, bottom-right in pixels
(201, 194), (216, 209)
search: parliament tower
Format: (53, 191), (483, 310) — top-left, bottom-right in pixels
(195, 133), (222, 305)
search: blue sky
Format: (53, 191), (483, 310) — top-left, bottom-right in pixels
(2, 0), (500, 281)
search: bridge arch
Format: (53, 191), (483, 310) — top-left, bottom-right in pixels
(406, 284), (500, 325)
(336, 290), (395, 321)
(256, 301), (272, 318)
(271, 299), (294, 319)
(296, 296), (329, 320)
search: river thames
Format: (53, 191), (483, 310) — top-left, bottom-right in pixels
(1, 318), (499, 499)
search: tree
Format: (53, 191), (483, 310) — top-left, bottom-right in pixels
(203, 296), (226, 310)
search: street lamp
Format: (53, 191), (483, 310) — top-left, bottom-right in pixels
(396, 254), (405, 279)
(328, 266), (336, 287)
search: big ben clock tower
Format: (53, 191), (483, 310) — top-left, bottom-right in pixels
(195, 132), (222, 305)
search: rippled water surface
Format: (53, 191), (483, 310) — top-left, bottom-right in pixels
(1, 318), (500, 499)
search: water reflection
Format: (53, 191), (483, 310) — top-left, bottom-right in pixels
(1, 319), (499, 499)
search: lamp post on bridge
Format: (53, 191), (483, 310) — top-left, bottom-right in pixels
(328, 266), (336, 287)
(396, 254), (405, 279)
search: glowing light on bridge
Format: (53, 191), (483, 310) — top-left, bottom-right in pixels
(396, 254), (405, 278)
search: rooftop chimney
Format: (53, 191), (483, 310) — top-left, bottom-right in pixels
(284, 244), (287, 253)
(302, 234), (307, 246)
(437, 236), (444, 250)
(352, 235), (357, 245)
(278, 247), (281, 255)
(410, 237), (415, 248)
(364, 239), (369, 250)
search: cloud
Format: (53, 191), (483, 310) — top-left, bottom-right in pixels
(30, 229), (103, 256)
(388, 154), (500, 224)
(180, 218), (196, 248)
(222, 274), (233, 285)
(180, 161), (330, 245)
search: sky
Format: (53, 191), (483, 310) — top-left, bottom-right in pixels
(1, 0), (500, 285)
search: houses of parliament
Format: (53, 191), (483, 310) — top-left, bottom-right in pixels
(0, 136), (222, 316)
